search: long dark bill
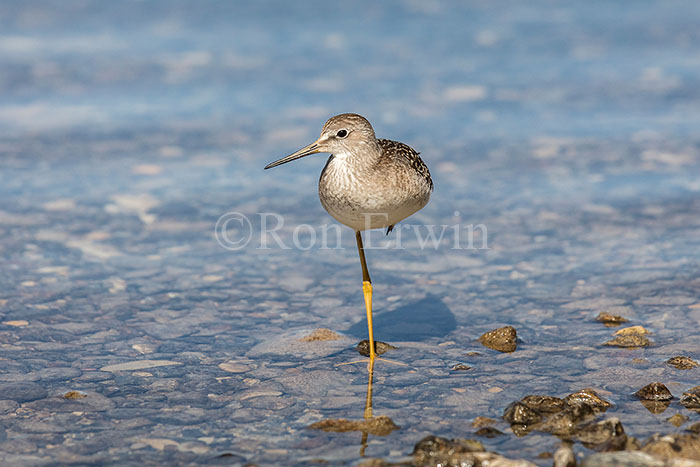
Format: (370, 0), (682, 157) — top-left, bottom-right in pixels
(264, 142), (321, 169)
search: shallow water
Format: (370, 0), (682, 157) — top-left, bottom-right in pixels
(1, 1), (700, 465)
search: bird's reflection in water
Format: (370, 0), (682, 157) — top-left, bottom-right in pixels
(309, 360), (399, 457)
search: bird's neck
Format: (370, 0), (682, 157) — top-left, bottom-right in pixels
(332, 140), (382, 171)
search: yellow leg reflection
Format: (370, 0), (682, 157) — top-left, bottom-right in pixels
(360, 360), (374, 457)
(309, 358), (398, 459)
(364, 358), (374, 419)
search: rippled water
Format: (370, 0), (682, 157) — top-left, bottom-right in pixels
(1, 1), (700, 465)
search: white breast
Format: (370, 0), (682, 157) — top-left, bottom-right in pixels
(318, 154), (430, 231)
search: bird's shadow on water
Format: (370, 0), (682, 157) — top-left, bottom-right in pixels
(346, 295), (456, 341)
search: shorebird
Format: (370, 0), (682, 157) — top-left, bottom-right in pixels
(264, 113), (433, 368)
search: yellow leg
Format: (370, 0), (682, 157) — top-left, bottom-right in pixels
(363, 281), (376, 363)
(337, 231), (405, 369)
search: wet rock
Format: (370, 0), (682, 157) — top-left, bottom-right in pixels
(504, 390), (613, 441)
(521, 395), (568, 414)
(680, 386), (700, 409)
(667, 356), (699, 370)
(635, 382), (673, 401)
(667, 413), (689, 427)
(0, 382), (48, 402)
(573, 417), (627, 448)
(451, 363), (472, 371)
(603, 335), (653, 348)
(309, 415), (399, 436)
(356, 340), (397, 357)
(564, 388), (612, 413)
(474, 427), (503, 438)
(299, 328), (344, 341)
(553, 443), (576, 467)
(478, 326), (517, 352)
(411, 435), (535, 466)
(503, 401), (543, 425)
(641, 433), (700, 461)
(581, 451), (664, 467)
(596, 312), (629, 326)
(613, 325), (649, 336)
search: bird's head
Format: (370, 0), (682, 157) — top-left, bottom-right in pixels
(264, 113), (376, 169)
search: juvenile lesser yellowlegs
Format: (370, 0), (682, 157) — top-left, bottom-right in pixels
(264, 113), (433, 368)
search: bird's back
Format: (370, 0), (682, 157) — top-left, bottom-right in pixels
(377, 139), (433, 193)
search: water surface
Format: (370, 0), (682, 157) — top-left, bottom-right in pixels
(1, 1), (700, 464)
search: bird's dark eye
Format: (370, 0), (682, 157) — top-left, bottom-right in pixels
(336, 129), (348, 138)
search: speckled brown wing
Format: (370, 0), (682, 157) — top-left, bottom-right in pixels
(377, 139), (433, 192)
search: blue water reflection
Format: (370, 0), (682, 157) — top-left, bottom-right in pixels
(1, 1), (700, 464)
